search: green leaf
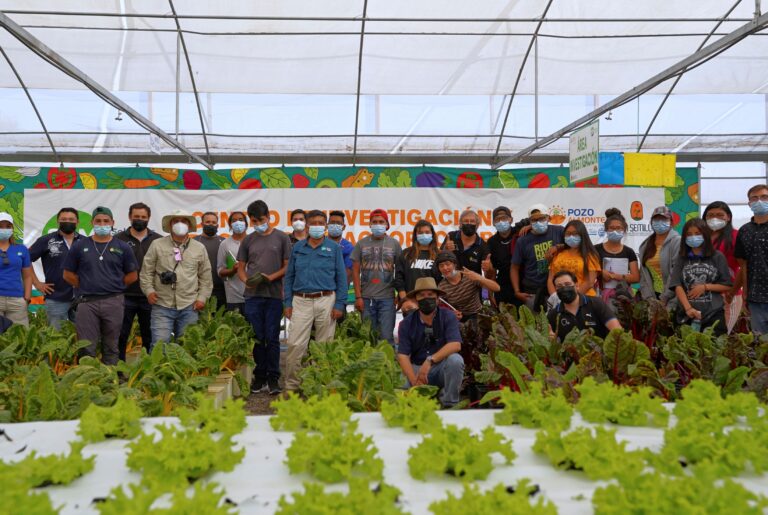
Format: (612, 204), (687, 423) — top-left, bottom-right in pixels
(498, 171), (519, 188)
(208, 171), (232, 190)
(278, 478), (404, 515)
(260, 168), (291, 188)
(380, 389), (441, 433)
(0, 167), (25, 182)
(494, 383), (573, 430)
(77, 394), (142, 442)
(723, 366), (749, 395)
(430, 480), (557, 515)
(303, 167), (319, 179)
(575, 377), (669, 427)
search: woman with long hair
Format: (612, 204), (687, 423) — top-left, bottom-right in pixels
(595, 208), (640, 302)
(669, 218), (732, 335)
(547, 220), (601, 296)
(638, 206), (681, 306)
(703, 201), (741, 333)
(0, 213), (32, 327)
(395, 220), (441, 314)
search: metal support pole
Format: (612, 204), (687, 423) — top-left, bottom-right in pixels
(0, 10), (213, 168)
(175, 31), (180, 140)
(493, 11), (768, 168)
(534, 35), (539, 142)
(351, 0), (369, 165)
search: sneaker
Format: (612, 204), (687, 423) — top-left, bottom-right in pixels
(250, 377), (267, 394)
(267, 378), (282, 395)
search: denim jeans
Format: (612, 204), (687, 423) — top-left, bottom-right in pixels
(150, 304), (198, 349)
(408, 353), (465, 407)
(45, 299), (75, 330)
(244, 296), (283, 381)
(118, 296), (153, 360)
(226, 302), (246, 316)
(362, 297), (396, 345)
(749, 302), (768, 334)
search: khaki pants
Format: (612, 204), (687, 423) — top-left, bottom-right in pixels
(284, 294), (337, 391)
(0, 296), (29, 327)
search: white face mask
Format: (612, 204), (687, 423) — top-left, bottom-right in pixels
(706, 218), (727, 232)
(292, 220), (306, 232)
(172, 222), (189, 236)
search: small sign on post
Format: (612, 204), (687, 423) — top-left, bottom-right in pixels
(569, 119), (599, 183)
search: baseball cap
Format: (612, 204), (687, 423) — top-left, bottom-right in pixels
(651, 206), (672, 219)
(435, 250), (459, 266)
(528, 203), (549, 217)
(0, 212), (14, 224)
(492, 206), (512, 220)
(92, 206), (114, 219)
(370, 208), (390, 228)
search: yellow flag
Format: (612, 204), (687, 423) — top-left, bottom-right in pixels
(623, 153), (676, 187)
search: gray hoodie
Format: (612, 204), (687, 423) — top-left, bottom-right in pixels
(638, 229), (681, 304)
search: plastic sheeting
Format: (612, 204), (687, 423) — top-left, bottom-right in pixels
(2, 410), (768, 514)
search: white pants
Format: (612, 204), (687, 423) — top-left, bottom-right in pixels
(0, 296), (28, 327)
(284, 294), (337, 391)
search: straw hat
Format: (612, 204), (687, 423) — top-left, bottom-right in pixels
(405, 277), (446, 299)
(161, 210), (197, 233)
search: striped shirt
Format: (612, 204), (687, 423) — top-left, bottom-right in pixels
(440, 273), (482, 316)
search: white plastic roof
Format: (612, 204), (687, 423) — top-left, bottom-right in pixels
(0, 0), (767, 165)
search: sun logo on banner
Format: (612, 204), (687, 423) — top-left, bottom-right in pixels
(549, 205), (566, 225)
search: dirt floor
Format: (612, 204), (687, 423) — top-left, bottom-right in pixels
(244, 391), (277, 415)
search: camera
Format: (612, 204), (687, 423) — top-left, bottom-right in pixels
(159, 271), (177, 285)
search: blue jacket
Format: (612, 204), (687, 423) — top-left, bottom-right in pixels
(284, 238), (348, 311)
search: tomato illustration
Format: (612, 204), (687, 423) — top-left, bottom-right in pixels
(183, 170), (203, 190)
(292, 174), (310, 188)
(47, 167), (77, 189)
(456, 171), (483, 188)
(528, 173), (551, 188)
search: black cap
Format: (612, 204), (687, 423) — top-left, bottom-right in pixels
(492, 206), (511, 220)
(435, 250), (459, 266)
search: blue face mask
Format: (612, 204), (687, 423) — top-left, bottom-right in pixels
(254, 222), (269, 234)
(327, 224), (344, 238)
(416, 233), (433, 246)
(564, 235), (582, 248)
(686, 235), (705, 248)
(231, 221), (247, 234)
(93, 225), (112, 237)
(651, 220), (671, 235)
(606, 230), (624, 242)
(750, 200), (768, 216)
(371, 224), (387, 237)
(308, 226), (326, 239)
(494, 221), (511, 234)
(532, 221), (549, 235)
(0, 228), (13, 241)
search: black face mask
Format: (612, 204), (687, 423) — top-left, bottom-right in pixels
(460, 224), (477, 237)
(59, 222), (77, 235)
(131, 219), (148, 232)
(556, 286), (578, 304)
(418, 297), (437, 315)
(202, 225), (217, 237)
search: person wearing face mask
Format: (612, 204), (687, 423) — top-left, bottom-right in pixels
(327, 210), (354, 285)
(435, 250), (499, 324)
(669, 218), (731, 336)
(547, 270), (621, 342)
(595, 208), (640, 304)
(63, 207), (138, 364)
(396, 277), (464, 408)
(198, 211), (226, 310)
(486, 206), (530, 308)
(217, 211), (249, 315)
(548, 220), (601, 298)
(237, 200), (291, 395)
(735, 184), (768, 334)
(511, 204), (565, 312)
(703, 201), (741, 333)
(351, 208), (402, 346)
(283, 210), (347, 393)
(29, 207), (81, 329)
(440, 209), (491, 277)
(116, 203), (161, 359)
(288, 209), (307, 246)
(638, 206), (681, 307)
(0, 212), (32, 327)
(395, 220), (442, 315)
(140, 210), (212, 349)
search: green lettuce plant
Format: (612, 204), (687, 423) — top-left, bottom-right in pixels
(380, 389), (441, 433)
(429, 480), (557, 515)
(77, 394), (143, 442)
(277, 478), (404, 515)
(575, 377), (669, 427)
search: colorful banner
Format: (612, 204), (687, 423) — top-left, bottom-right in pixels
(0, 165), (700, 241)
(624, 153), (677, 187)
(25, 187), (666, 253)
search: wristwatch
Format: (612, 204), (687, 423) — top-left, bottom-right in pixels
(426, 355), (434, 365)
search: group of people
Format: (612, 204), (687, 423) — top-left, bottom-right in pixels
(0, 183), (765, 407)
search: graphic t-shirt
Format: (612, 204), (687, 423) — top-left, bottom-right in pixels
(646, 247), (664, 294)
(394, 248), (440, 294)
(596, 244), (638, 289)
(668, 251), (732, 321)
(351, 235), (402, 299)
(550, 249), (601, 296)
(511, 225), (565, 291)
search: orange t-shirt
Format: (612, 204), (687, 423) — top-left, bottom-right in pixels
(551, 249), (601, 296)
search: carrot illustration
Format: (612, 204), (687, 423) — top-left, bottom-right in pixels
(123, 179), (160, 188)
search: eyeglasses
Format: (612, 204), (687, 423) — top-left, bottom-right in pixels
(749, 194), (768, 202)
(0, 250), (8, 266)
